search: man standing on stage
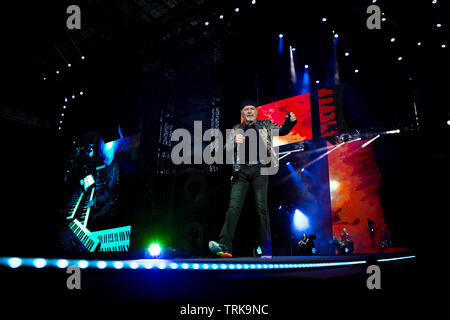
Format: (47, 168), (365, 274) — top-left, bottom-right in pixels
(209, 100), (297, 258)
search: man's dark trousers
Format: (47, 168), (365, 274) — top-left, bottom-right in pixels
(218, 164), (271, 255)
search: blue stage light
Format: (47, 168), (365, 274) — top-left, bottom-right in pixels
(304, 64), (309, 69)
(170, 263), (178, 269)
(204, 21), (209, 26)
(97, 261), (107, 269)
(212, 264), (218, 270)
(144, 262), (153, 269)
(56, 259), (69, 268)
(235, 8), (239, 12)
(293, 209), (310, 231)
(157, 263), (166, 269)
(322, 18), (327, 22)
(33, 258), (47, 268)
(129, 262), (139, 269)
(78, 260), (88, 269)
(202, 264), (209, 269)
(182, 263), (189, 269)
(219, 15), (223, 19)
(193, 264), (199, 270)
(286, 162), (291, 165)
(80, 91), (84, 95)
(279, 34), (283, 38)
(221, 264), (227, 269)
(345, 52), (350, 56)
(8, 258), (22, 268)
(113, 261), (123, 269)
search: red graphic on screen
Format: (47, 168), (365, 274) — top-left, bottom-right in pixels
(327, 139), (388, 253)
(318, 88), (338, 137)
(253, 93), (313, 146)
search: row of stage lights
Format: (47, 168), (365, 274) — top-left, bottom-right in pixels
(203, 0), (257, 26)
(42, 55), (86, 81)
(58, 90), (85, 131)
(1, 256), (415, 270)
(2, 255), (416, 269)
(276, 0), (446, 80)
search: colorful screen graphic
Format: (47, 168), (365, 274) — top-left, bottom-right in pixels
(254, 93), (313, 146)
(327, 139), (389, 253)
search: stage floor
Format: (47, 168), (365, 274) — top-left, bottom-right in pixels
(0, 252), (420, 302)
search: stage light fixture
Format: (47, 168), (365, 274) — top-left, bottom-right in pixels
(68, 63), (71, 67)
(105, 141), (114, 150)
(97, 261), (107, 269)
(398, 56), (403, 61)
(148, 243), (162, 257)
(304, 64), (309, 69)
(56, 259), (69, 268)
(72, 95), (75, 99)
(43, 77), (46, 80)
(8, 258), (22, 268)
(322, 18), (327, 22)
(316, 80), (320, 84)
(56, 70), (60, 74)
(78, 260), (88, 269)
(417, 42), (422, 46)
(354, 69), (359, 73)
(219, 15), (223, 19)
(129, 262), (139, 269)
(63, 105), (66, 109)
(330, 180), (339, 191)
(334, 34), (339, 38)
(205, 21), (209, 26)
(293, 209), (309, 231)
(345, 52), (350, 56)
(432, 0), (437, 4)
(390, 37), (396, 42)
(436, 23), (442, 28)
(80, 91), (84, 95)
(279, 34), (283, 38)
(286, 162), (290, 165)
(252, 0), (256, 4)
(442, 44), (447, 48)
(235, 8), (239, 12)
(113, 261), (123, 269)
(33, 258), (47, 268)
(292, 47), (296, 51)
(382, 17), (386, 22)
(61, 113), (64, 117)
(81, 56), (85, 60)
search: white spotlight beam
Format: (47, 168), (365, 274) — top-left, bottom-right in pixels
(361, 135), (380, 148)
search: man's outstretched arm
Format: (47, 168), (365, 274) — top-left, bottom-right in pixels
(274, 112), (297, 136)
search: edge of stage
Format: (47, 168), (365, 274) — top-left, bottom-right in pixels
(0, 251), (421, 301)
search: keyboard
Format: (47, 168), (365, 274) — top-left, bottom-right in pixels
(75, 186), (95, 227)
(66, 191), (84, 220)
(68, 218), (99, 252)
(91, 225), (131, 252)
